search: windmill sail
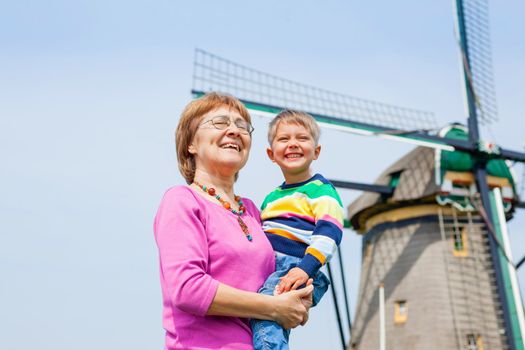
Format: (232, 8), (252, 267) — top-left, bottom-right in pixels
(455, 1), (525, 348)
(455, 0), (498, 125)
(192, 49), (437, 131)
(191, 49), (457, 151)
(192, 49), (525, 162)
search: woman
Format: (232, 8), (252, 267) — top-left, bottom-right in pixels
(154, 92), (313, 349)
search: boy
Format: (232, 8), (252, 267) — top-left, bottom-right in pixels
(251, 110), (345, 349)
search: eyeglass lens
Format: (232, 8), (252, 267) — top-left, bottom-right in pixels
(211, 116), (253, 134)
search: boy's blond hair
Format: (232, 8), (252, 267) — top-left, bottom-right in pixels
(267, 110), (321, 145)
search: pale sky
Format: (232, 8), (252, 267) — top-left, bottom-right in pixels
(1, 1), (524, 349)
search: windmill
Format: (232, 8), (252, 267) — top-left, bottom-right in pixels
(189, 0), (525, 349)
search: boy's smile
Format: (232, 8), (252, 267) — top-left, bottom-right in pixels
(267, 122), (320, 184)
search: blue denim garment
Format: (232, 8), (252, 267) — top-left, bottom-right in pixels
(251, 254), (330, 350)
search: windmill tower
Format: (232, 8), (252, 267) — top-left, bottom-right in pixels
(189, 0), (525, 348)
(348, 125), (521, 350)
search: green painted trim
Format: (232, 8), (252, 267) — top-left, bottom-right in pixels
(244, 101), (379, 132)
(489, 191), (524, 350)
(388, 171), (401, 188)
(438, 126), (517, 194)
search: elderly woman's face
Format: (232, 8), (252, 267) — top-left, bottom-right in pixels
(189, 106), (252, 176)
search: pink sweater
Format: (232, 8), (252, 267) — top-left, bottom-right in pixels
(154, 186), (275, 350)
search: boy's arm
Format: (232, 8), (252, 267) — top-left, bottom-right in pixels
(296, 184), (345, 278)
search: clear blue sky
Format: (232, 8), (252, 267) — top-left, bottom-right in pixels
(1, 1), (524, 349)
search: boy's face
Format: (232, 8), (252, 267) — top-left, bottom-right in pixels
(267, 122), (320, 180)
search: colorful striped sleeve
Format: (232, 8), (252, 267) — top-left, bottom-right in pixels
(297, 182), (344, 277)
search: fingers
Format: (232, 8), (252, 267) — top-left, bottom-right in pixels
(275, 289), (311, 329)
(301, 311), (309, 326)
(298, 283), (314, 311)
(292, 284), (313, 298)
(279, 277), (293, 293)
(291, 280), (302, 291)
(273, 285), (283, 296)
(290, 281), (301, 290)
(278, 309), (307, 329)
(279, 276), (311, 293)
(292, 287), (313, 308)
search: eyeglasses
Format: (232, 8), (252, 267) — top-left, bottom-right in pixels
(199, 115), (254, 135)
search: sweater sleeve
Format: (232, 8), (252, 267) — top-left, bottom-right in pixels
(154, 187), (219, 316)
(297, 184), (344, 277)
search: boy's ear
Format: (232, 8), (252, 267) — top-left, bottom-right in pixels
(266, 147), (276, 162)
(313, 144), (321, 160)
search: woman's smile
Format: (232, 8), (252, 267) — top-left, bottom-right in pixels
(189, 106), (252, 176)
(219, 141), (242, 152)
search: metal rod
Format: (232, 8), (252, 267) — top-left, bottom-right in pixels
(517, 255), (525, 270)
(329, 179), (394, 195)
(379, 283), (386, 350)
(492, 188), (525, 344)
(455, 0), (480, 143)
(337, 247), (352, 338)
(515, 201), (525, 209)
(500, 149), (525, 163)
(475, 166), (516, 350)
(327, 262), (346, 350)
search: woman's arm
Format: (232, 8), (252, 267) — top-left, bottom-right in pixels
(155, 187), (312, 328)
(208, 282), (313, 329)
(207, 198), (313, 328)
(155, 187), (220, 316)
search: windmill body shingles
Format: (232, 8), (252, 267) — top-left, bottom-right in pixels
(351, 222), (460, 350)
(348, 146), (509, 350)
(350, 218), (508, 350)
(348, 147), (440, 231)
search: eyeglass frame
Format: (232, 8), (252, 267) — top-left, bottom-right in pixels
(198, 115), (255, 136)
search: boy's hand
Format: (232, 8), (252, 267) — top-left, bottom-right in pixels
(276, 267), (309, 293)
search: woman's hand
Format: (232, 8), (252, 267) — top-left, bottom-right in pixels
(272, 284), (313, 329)
(299, 279), (313, 325)
(302, 278), (313, 300)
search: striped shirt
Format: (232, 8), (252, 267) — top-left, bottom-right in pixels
(261, 173), (344, 277)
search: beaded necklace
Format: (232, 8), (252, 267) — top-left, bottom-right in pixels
(193, 181), (252, 241)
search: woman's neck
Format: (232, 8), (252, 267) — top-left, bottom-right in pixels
(193, 169), (235, 198)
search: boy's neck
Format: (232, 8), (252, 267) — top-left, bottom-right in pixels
(283, 170), (314, 186)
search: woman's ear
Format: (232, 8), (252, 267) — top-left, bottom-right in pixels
(188, 143), (197, 155)
(266, 147), (276, 162)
